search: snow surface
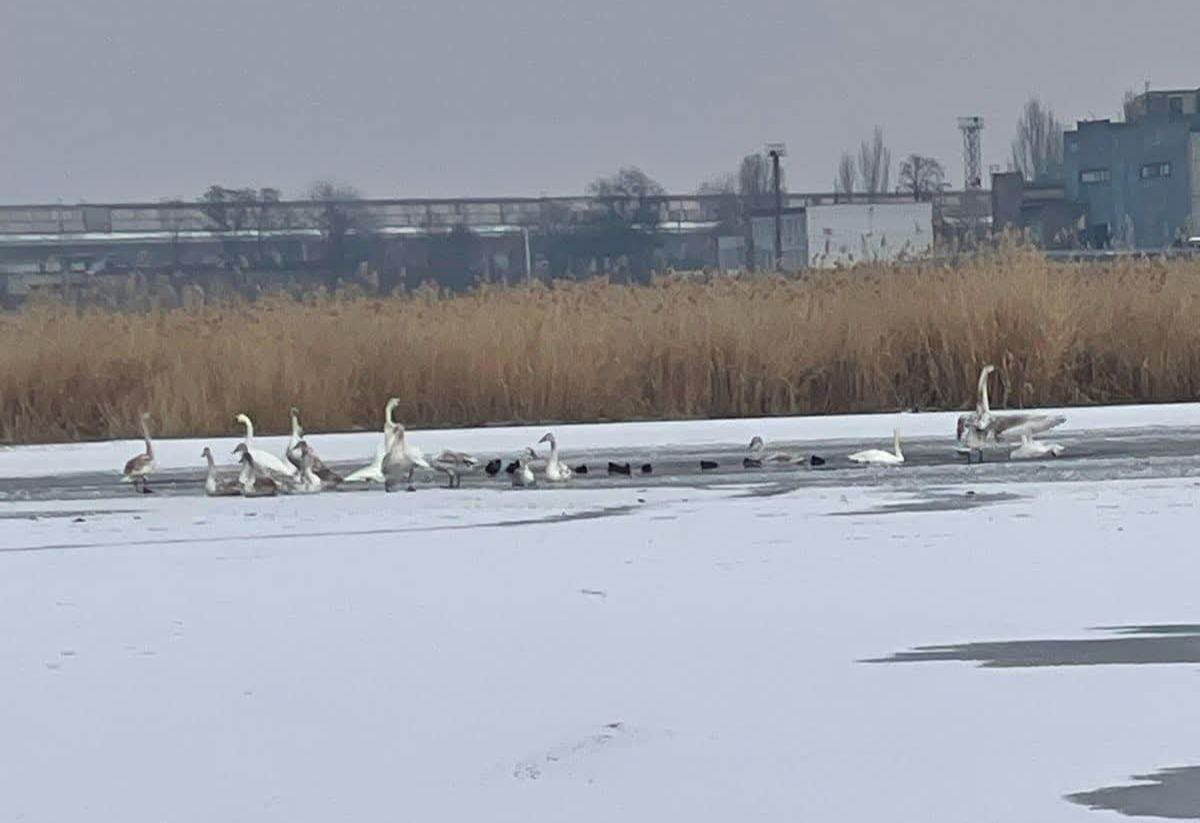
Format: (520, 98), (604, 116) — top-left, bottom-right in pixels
(3, 412), (1200, 821)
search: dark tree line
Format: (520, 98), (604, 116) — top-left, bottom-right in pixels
(191, 180), (378, 288)
(535, 166), (667, 281)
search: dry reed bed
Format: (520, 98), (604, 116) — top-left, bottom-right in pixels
(3, 249), (1200, 443)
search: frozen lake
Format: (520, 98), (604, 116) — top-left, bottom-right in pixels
(3, 407), (1200, 821)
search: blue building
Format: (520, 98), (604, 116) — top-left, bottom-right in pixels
(1063, 88), (1200, 248)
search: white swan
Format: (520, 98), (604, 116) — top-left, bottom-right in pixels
(521, 446), (547, 471)
(848, 430), (905, 466)
(235, 412), (299, 477)
(382, 401), (431, 491)
(343, 398), (400, 484)
(512, 458), (536, 488)
(285, 406), (340, 483)
(343, 452), (385, 484)
(1010, 433), (1064, 460)
(234, 444), (280, 496)
(537, 432), (573, 482)
(955, 364), (997, 454)
(121, 411), (156, 492)
(956, 365), (1066, 462)
(201, 446), (240, 497)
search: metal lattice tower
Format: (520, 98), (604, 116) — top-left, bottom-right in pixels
(958, 116), (984, 189)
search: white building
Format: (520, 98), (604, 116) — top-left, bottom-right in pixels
(751, 202), (933, 269)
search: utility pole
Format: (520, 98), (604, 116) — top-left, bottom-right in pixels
(767, 143), (787, 269)
(522, 226), (532, 282)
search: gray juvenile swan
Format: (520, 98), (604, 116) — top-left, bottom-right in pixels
(285, 406), (341, 484)
(121, 412), (156, 493)
(201, 446), (241, 496)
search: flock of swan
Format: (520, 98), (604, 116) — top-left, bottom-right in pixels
(119, 364), (1067, 495)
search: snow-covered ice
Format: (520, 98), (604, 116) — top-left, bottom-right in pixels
(2, 409), (1200, 821)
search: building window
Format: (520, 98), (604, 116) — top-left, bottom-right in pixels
(1140, 162), (1172, 179)
(1169, 96), (1184, 114)
(1079, 168), (1111, 184)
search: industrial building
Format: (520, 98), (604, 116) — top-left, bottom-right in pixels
(0, 191), (974, 299)
(749, 202), (933, 269)
(1062, 87), (1200, 248)
(990, 173), (1083, 248)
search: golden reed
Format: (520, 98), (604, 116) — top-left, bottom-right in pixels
(2, 248), (1198, 443)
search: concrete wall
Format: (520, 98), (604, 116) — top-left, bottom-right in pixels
(991, 172), (1026, 233)
(805, 203), (932, 268)
(1142, 90), (1200, 117)
(750, 211), (806, 269)
(1192, 133), (1200, 236)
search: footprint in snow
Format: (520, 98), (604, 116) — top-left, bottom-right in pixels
(512, 722), (643, 781)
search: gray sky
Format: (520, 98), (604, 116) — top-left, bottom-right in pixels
(3, 0), (1198, 203)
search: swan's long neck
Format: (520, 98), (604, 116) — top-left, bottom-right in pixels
(893, 431), (903, 459)
(141, 417), (154, 459)
(241, 416), (255, 445)
(302, 453), (319, 484)
(204, 451), (215, 474)
(976, 368), (992, 416)
(547, 438), (560, 466)
(239, 458), (255, 488)
(289, 412), (302, 447)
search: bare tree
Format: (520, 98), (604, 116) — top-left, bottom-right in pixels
(857, 127), (891, 197)
(583, 167), (667, 281)
(253, 188), (282, 263)
(735, 152), (786, 270)
(1011, 97), (1064, 183)
(160, 198), (188, 266)
(697, 173), (736, 196)
(199, 185), (234, 232)
(586, 166), (666, 220)
(834, 153), (857, 197)
(1121, 88), (1143, 122)
(199, 185), (261, 232)
(737, 153), (782, 210)
(306, 180), (374, 274)
(697, 173), (740, 232)
(897, 155), (945, 201)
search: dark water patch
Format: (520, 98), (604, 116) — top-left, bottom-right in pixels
(8, 425), (1200, 506)
(833, 491), (1021, 516)
(1098, 624), (1200, 636)
(489, 504), (640, 529)
(1067, 766), (1200, 819)
(0, 504), (641, 555)
(865, 625), (1200, 668)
